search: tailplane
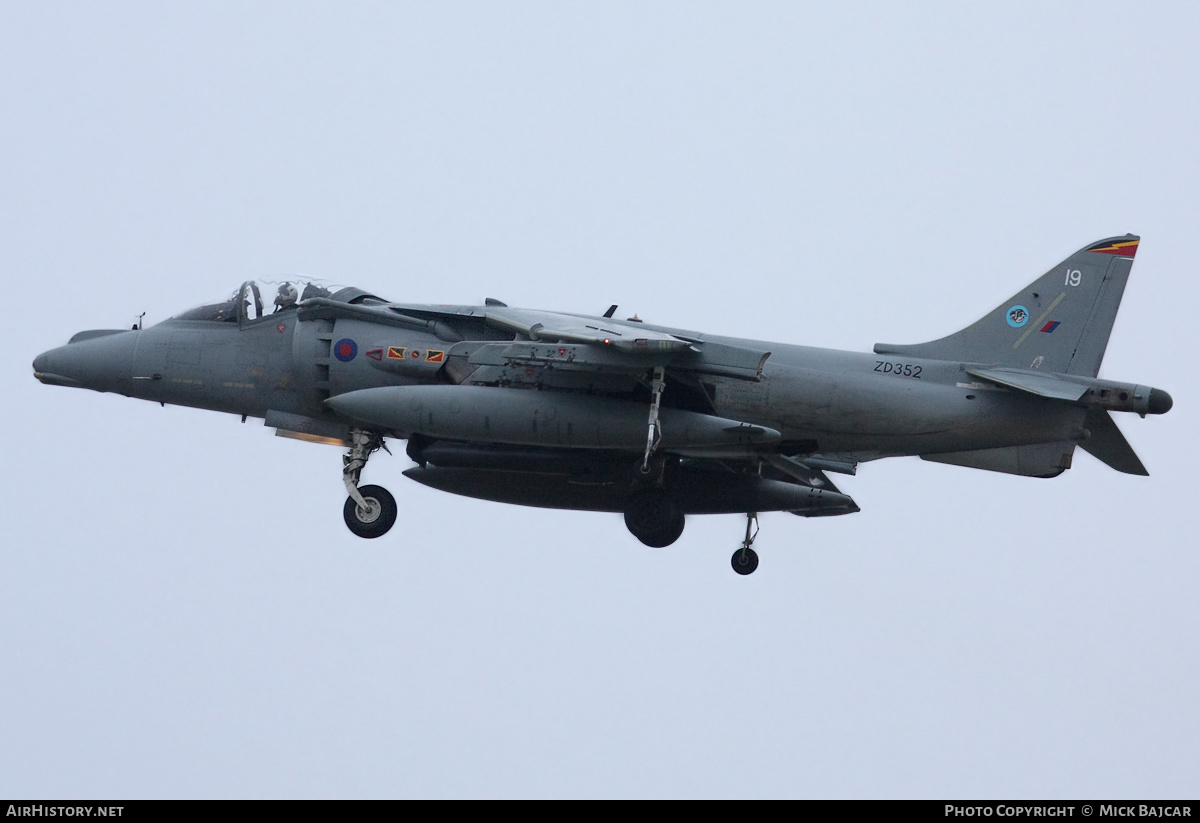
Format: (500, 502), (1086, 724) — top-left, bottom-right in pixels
(876, 235), (1139, 376)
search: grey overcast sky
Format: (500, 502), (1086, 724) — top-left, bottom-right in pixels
(2, 1), (1197, 798)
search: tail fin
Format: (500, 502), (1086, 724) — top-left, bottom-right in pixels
(875, 235), (1138, 376)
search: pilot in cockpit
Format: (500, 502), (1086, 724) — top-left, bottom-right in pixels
(274, 283), (299, 312)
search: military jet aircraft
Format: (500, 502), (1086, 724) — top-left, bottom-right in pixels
(33, 235), (1171, 574)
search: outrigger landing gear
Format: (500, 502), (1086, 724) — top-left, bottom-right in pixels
(731, 512), (759, 575)
(342, 429), (397, 539)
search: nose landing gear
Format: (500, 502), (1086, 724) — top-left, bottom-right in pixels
(343, 484), (397, 539)
(342, 429), (397, 538)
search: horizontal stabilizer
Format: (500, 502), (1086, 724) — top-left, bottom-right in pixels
(966, 367), (1169, 417)
(1080, 410), (1148, 475)
(966, 367), (1089, 402)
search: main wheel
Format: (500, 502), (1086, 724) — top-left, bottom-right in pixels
(343, 484), (397, 539)
(634, 509), (685, 548)
(624, 489), (685, 547)
(731, 547), (759, 575)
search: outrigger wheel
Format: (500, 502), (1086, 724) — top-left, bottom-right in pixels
(343, 484), (397, 539)
(624, 488), (685, 548)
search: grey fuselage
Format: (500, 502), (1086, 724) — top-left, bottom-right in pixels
(32, 236), (1173, 532)
(34, 306), (1085, 465)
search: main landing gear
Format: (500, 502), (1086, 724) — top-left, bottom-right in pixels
(731, 512), (760, 575)
(342, 429), (397, 539)
(624, 487), (685, 548)
(623, 366), (691, 548)
(623, 366), (687, 548)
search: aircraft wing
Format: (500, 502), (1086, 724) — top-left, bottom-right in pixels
(302, 299), (772, 382)
(378, 301), (683, 348)
(299, 296), (851, 517)
(447, 337), (769, 382)
(482, 306), (693, 353)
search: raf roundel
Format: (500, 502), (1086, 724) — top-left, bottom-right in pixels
(334, 338), (358, 362)
(1006, 305), (1029, 328)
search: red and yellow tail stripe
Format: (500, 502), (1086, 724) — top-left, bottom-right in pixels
(1087, 239), (1139, 257)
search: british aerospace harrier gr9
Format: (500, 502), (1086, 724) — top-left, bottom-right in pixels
(33, 236), (1171, 574)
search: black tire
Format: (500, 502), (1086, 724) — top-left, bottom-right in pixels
(343, 484), (397, 539)
(631, 510), (685, 548)
(731, 547), (759, 575)
(624, 489), (685, 548)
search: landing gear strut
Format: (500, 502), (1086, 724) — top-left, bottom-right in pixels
(731, 512), (759, 575)
(342, 429), (397, 538)
(640, 366), (665, 475)
(625, 366), (685, 546)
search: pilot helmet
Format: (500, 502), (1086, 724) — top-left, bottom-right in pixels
(274, 283), (299, 310)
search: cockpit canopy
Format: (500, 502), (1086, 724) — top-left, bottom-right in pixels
(174, 280), (337, 323)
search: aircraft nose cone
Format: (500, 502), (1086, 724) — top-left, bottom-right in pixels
(32, 331), (136, 392)
(32, 349), (77, 386)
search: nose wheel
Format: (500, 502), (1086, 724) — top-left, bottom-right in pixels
(342, 429), (396, 538)
(343, 484), (397, 539)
